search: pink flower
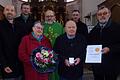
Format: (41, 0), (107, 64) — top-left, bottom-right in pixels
(40, 59), (44, 63)
(49, 53), (53, 58)
(36, 52), (43, 59)
(43, 58), (48, 63)
(48, 59), (51, 63)
(48, 50), (51, 53)
(36, 52), (41, 58)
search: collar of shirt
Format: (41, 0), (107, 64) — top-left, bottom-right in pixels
(32, 32), (43, 42)
(67, 34), (75, 39)
(22, 14), (29, 22)
(99, 22), (107, 28)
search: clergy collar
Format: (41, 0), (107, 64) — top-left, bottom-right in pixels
(67, 34), (75, 39)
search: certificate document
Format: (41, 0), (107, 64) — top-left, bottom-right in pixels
(85, 45), (102, 63)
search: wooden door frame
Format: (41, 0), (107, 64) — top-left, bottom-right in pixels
(0, 5), (4, 20)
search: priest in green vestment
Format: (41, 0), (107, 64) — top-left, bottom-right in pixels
(43, 10), (64, 80)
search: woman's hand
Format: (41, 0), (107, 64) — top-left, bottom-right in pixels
(4, 67), (13, 73)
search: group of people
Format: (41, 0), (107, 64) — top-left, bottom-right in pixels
(0, 2), (120, 80)
(0, 3), (34, 80)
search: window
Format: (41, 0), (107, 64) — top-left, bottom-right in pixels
(39, 0), (44, 2)
(21, 0), (28, 2)
(65, 0), (74, 2)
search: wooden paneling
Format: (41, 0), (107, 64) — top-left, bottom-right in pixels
(98, 0), (120, 23)
(30, 0), (66, 24)
(0, 5), (4, 21)
(111, 4), (120, 23)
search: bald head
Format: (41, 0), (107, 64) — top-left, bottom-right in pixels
(3, 4), (16, 20)
(65, 20), (77, 36)
(45, 10), (55, 16)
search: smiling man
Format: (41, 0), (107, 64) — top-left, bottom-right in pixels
(54, 20), (87, 80)
(43, 10), (64, 47)
(43, 9), (64, 80)
(0, 4), (23, 80)
(88, 6), (120, 80)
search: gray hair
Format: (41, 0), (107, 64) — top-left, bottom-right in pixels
(33, 21), (44, 28)
(98, 5), (111, 13)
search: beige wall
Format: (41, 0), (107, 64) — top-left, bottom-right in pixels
(66, 0), (105, 25)
(66, 0), (82, 20)
(82, 0), (106, 25)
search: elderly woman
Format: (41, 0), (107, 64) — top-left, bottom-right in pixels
(19, 21), (52, 80)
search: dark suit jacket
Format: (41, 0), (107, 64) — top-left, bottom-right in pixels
(14, 15), (35, 44)
(88, 19), (120, 73)
(76, 20), (88, 40)
(54, 33), (87, 79)
(0, 19), (23, 78)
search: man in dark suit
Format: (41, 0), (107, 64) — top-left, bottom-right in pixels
(72, 10), (88, 39)
(0, 4), (23, 80)
(88, 6), (120, 80)
(54, 20), (87, 80)
(15, 2), (35, 44)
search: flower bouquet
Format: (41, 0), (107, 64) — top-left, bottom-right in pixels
(30, 46), (58, 73)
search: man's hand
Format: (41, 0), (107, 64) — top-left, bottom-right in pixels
(4, 67), (12, 73)
(102, 47), (110, 54)
(74, 58), (80, 65)
(64, 59), (70, 67)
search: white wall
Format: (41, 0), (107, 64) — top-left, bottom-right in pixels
(0, 0), (12, 7)
(82, 0), (106, 25)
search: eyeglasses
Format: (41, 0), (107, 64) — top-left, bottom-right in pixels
(97, 12), (108, 16)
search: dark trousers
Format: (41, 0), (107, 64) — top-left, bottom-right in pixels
(60, 76), (82, 80)
(93, 72), (118, 80)
(3, 76), (22, 80)
(92, 64), (118, 80)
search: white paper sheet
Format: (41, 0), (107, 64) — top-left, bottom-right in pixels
(69, 57), (74, 64)
(85, 45), (102, 63)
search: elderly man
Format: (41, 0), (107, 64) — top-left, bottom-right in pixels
(54, 20), (87, 80)
(0, 4), (23, 80)
(43, 10), (64, 47)
(88, 6), (120, 80)
(43, 10), (64, 80)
